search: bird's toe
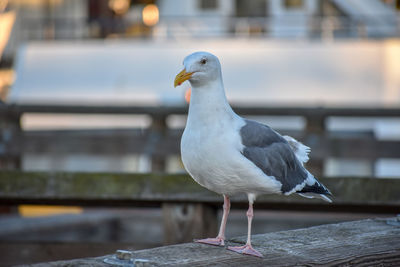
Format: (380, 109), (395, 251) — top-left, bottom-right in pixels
(228, 244), (263, 258)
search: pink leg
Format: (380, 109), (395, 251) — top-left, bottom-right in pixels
(228, 200), (263, 258)
(196, 195), (230, 247)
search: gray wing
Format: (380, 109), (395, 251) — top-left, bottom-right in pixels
(240, 119), (308, 193)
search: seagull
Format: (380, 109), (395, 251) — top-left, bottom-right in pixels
(174, 51), (332, 258)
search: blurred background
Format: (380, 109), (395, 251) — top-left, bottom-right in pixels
(0, 0), (399, 265)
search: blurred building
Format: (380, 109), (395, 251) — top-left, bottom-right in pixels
(0, 0), (400, 176)
(158, 0), (399, 39)
(1, 0), (399, 98)
(1, 0), (400, 63)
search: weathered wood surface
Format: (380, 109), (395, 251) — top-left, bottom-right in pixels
(1, 171), (399, 213)
(28, 217), (400, 267)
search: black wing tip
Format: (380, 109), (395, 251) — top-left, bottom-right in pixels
(298, 181), (332, 196)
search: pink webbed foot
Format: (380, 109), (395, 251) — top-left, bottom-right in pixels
(195, 237), (225, 246)
(228, 244), (263, 258)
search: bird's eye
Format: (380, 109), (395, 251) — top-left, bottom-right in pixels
(200, 58), (207, 65)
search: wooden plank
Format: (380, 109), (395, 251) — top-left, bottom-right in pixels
(3, 104), (400, 117)
(0, 171), (399, 213)
(21, 129), (400, 158)
(29, 217), (400, 266)
(0, 241), (149, 267)
(21, 129), (182, 156)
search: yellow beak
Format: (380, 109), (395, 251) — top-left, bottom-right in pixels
(174, 69), (194, 87)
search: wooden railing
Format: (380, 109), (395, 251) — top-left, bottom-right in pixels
(1, 103), (400, 175)
(34, 217), (400, 267)
(1, 170), (400, 265)
(1, 171), (399, 244)
(1, 104), (399, 265)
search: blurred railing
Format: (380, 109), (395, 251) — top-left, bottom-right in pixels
(1, 103), (400, 176)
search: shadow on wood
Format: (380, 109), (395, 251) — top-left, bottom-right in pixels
(163, 203), (217, 245)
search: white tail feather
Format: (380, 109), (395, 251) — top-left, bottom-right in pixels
(298, 193), (332, 203)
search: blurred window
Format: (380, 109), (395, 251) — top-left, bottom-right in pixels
(199, 0), (218, 10)
(235, 0), (267, 17)
(284, 0), (303, 9)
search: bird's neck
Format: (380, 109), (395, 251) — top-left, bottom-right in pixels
(187, 80), (237, 127)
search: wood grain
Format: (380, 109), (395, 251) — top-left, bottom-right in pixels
(0, 171), (399, 213)
(30, 217), (400, 266)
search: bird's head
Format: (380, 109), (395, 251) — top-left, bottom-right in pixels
(174, 51), (221, 88)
